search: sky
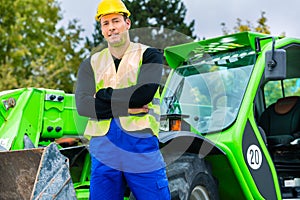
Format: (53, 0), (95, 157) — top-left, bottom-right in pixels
(58, 0), (300, 40)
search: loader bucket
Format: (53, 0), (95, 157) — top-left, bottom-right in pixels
(0, 143), (77, 200)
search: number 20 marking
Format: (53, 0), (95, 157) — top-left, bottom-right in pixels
(247, 144), (262, 170)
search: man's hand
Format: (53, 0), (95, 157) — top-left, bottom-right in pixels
(128, 105), (149, 115)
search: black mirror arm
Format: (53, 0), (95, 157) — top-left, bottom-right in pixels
(267, 38), (277, 70)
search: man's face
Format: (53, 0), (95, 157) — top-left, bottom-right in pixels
(100, 13), (131, 47)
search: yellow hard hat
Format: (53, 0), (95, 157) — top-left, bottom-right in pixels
(95, 0), (131, 21)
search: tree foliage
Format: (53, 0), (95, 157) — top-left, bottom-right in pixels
(221, 11), (276, 35)
(0, 0), (85, 93)
(263, 78), (300, 107)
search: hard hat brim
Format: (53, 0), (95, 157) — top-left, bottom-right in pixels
(95, 11), (130, 21)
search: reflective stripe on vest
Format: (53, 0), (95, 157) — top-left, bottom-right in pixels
(84, 42), (161, 137)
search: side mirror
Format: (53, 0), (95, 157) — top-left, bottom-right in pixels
(265, 49), (286, 80)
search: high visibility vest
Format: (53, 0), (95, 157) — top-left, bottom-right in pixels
(84, 42), (161, 138)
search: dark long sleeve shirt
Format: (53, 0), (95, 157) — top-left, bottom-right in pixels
(75, 47), (163, 120)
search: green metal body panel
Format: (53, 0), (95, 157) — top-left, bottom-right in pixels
(0, 88), (88, 150)
(164, 32), (272, 69)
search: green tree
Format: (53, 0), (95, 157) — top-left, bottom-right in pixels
(254, 11), (271, 34)
(221, 11), (275, 35)
(0, 0), (85, 93)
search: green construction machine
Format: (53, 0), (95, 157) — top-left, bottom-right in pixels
(1, 31), (300, 199)
(0, 88), (90, 199)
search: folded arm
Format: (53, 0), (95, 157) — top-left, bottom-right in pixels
(75, 48), (163, 120)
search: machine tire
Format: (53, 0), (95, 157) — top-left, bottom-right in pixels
(166, 153), (219, 200)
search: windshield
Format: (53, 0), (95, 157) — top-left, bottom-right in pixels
(161, 48), (255, 133)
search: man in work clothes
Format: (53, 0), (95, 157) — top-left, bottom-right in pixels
(75, 0), (171, 199)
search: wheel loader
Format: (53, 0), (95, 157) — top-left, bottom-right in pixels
(1, 31), (300, 199)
